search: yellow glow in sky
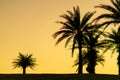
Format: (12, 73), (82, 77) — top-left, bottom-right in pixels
(0, 0), (118, 74)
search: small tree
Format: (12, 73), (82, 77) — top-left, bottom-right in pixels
(12, 52), (36, 75)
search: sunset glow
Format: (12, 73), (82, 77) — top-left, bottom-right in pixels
(0, 0), (118, 74)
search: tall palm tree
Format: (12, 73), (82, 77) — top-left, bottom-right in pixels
(52, 6), (96, 74)
(12, 52), (36, 75)
(103, 27), (120, 75)
(73, 50), (105, 73)
(94, 0), (120, 28)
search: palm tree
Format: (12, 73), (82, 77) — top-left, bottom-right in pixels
(103, 27), (120, 75)
(73, 30), (106, 73)
(85, 30), (106, 73)
(12, 52), (36, 75)
(94, 0), (120, 28)
(73, 50), (105, 73)
(52, 6), (95, 74)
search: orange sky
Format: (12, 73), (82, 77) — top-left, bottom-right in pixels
(0, 0), (118, 74)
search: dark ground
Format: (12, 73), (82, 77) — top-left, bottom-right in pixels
(0, 74), (120, 80)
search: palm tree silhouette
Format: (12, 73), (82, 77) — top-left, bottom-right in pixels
(94, 0), (120, 28)
(73, 50), (105, 73)
(103, 27), (120, 75)
(52, 6), (95, 74)
(12, 52), (36, 75)
(84, 30), (106, 73)
(73, 30), (105, 73)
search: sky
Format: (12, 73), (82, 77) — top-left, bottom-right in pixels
(0, 0), (118, 74)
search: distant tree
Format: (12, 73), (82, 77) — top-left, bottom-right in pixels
(103, 27), (120, 75)
(52, 6), (96, 74)
(12, 52), (36, 75)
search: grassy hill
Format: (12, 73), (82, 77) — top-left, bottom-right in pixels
(0, 74), (120, 80)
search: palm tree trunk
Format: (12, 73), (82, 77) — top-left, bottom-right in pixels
(90, 50), (96, 73)
(23, 67), (26, 75)
(119, 64), (120, 75)
(78, 40), (83, 74)
(86, 49), (96, 74)
(78, 49), (82, 74)
(118, 46), (120, 75)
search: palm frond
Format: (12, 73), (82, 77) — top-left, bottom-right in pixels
(55, 33), (71, 46)
(65, 36), (73, 48)
(58, 21), (75, 30)
(67, 10), (74, 17)
(81, 11), (96, 27)
(94, 14), (116, 21)
(98, 20), (119, 28)
(60, 13), (75, 27)
(111, 0), (120, 13)
(73, 6), (80, 27)
(94, 0), (120, 28)
(96, 55), (105, 66)
(72, 37), (77, 57)
(95, 4), (119, 14)
(52, 30), (73, 39)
